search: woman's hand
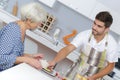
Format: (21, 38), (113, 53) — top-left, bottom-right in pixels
(23, 53), (44, 60)
(25, 57), (43, 70)
(16, 56), (43, 70)
(32, 53), (44, 60)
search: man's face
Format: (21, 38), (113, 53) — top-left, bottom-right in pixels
(92, 19), (109, 36)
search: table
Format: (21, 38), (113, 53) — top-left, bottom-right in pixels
(0, 63), (54, 80)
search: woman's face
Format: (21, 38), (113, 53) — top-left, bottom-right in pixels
(26, 19), (41, 30)
(29, 22), (41, 30)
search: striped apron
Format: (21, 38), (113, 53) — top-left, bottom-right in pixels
(74, 34), (108, 80)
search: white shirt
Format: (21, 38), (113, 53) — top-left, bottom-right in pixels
(71, 30), (118, 63)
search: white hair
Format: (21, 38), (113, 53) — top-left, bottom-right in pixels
(20, 2), (47, 23)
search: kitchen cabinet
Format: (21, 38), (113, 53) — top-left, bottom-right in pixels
(58, 0), (97, 18)
(38, 0), (56, 8)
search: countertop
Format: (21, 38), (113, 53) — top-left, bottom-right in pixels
(0, 63), (54, 80)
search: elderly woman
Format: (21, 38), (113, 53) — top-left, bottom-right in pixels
(0, 2), (47, 71)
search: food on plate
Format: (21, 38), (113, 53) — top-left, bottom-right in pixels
(40, 59), (49, 68)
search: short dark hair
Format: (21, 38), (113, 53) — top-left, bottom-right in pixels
(95, 11), (113, 28)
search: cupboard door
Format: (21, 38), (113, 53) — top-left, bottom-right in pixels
(38, 0), (56, 8)
(58, 0), (97, 18)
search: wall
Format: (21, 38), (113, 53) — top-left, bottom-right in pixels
(36, 0), (94, 42)
(98, 0), (120, 13)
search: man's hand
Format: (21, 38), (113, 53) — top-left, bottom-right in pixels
(48, 61), (56, 70)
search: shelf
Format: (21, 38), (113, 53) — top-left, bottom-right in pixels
(38, 0), (56, 8)
(0, 9), (19, 23)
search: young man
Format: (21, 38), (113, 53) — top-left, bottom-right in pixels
(49, 11), (118, 80)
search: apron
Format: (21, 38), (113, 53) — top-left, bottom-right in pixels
(74, 34), (108, 80)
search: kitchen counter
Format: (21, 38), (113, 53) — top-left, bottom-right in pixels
(0, 63), (55, 80)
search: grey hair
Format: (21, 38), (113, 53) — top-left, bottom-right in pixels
(20, 2), (47, 23)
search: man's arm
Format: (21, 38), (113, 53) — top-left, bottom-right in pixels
(88, 62), (115, 80)
(50, 44), (76, 66)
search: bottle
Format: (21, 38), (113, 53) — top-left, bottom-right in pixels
(53, 28), (60, 40)
(12, 0), (18, 16)
(53, 28), (61, 45)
